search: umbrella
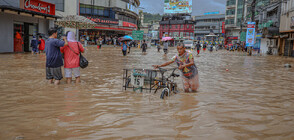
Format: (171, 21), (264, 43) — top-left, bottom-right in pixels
(118, 35), (133, 42)
(55, 15), (96, 29)
(162, 37), (173, 41)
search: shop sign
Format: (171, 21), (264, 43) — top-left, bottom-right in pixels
(132, 30), (144, 40)
(256, 33), (262, 39)
(24, 0), (55, 15)
(240, 32), (246, 41)
(246, 22), (256, 47)
(291, 16), (294, 28)
(86, 16), (119, 25)
(123, 21), (137, 28)
(222, 22), (225, 33)
(280, 34), (289, 38)
(227, 36), (238, 40)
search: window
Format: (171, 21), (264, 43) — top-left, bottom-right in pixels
(175, 25), (178, 28)
(43, 0), (64, 12)
(181, 25), (183, 28)
(187, 25), (189, 28)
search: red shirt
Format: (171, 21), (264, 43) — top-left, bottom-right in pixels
(39, 39), (45, 50)
(61, 42), (84, 68)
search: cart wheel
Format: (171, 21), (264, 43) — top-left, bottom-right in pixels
(173, 84), (178, 94)
(160, 89), (169, 99)
(125, 78), (131, 87)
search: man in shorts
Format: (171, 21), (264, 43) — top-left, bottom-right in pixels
(153, 42), (199, 92)
(141, 40), (147, 53)
(45, 28), (68, 85)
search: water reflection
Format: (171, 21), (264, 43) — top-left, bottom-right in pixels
(0, 47), (294, 139)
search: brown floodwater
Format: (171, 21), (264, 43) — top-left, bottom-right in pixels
(0, 46), (294, 140)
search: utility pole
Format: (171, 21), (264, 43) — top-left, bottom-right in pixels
(239, 0), (245, 43)
(251, 0), (256, 22)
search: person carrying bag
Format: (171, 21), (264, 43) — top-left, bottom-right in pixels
(61, 31), (87, 84)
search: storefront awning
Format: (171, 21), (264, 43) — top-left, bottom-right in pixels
(94, 26), (134, 32)
(0, 5), (60, 20)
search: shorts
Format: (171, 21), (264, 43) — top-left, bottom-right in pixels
(64, 67), (80, 78)
(163, 49), (168, 54)
(46, 67), (63, 80)
(122, 50), (127, 56)
(182, 74), (199, 91)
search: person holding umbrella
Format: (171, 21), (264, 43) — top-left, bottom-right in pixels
(121, 40), (129, 56)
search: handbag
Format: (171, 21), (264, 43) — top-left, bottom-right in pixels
(68, 42), (88, 69)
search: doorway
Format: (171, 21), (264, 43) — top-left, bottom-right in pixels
(13, 22), (24, 52)
(23, 23), (38, 52)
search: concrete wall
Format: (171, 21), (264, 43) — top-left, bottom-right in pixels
(0, 0), (19, 7)
(0, 12), (52, 53)
(0, 13), (14, 53)
(280, 11), (294, 32)
(260, 38), (268, 54)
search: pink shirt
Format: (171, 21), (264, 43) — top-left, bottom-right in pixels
(61, 42), (84, 68)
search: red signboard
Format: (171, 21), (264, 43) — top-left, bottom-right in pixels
(247, 24), (255, 28)
(122, 21), (137, 28)
(222, 22), (225, 33)
(24, 0), (55, 15)
(227, 36), (238, 40)
(86, 16), (119, 25)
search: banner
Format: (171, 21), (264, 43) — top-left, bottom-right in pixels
(164, 0), (192, 14)
(222, 22), (225, 33)
(246, 22), (255, 47)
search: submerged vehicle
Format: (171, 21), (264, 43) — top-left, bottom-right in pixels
(183, 40), (194, 49)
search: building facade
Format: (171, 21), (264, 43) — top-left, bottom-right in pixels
(0, 0), (59, 53)
(78, 0), (140, 44)
(159, 15), (194, 41)
(193, 14), (225, 41)
(253, 0), (281, 54)
(279, 0), (294, 57)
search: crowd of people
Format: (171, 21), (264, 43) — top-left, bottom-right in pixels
(45, 28), (84, 85)
(42, 29), (200, 92)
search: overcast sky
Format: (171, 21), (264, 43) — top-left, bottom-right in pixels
(140, 0), (226, 16)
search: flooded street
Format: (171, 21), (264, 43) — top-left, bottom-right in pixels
(1, 46), (294, 140)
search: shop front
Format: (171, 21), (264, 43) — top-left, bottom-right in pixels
(79, 16), (136, 45)
(0, 0), (58, 53)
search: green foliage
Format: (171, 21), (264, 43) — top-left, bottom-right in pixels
(143, 12), (162, 24)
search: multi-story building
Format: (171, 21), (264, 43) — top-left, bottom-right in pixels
(251, 0), (281, 54)
(225, 0), (250, 44)
(193, 14), (225, 41)
(78, 0), (140, 43)
(279, 0), (294, 57)
(159, 15), (194, 42)
(0, 0), (60, 53)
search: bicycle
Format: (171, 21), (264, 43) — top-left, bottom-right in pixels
(154, 67), (179, 99)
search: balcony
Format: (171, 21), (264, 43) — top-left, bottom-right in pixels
(226, 4), (236, 9)
(225, 24), (236, 28)
(226, 14), (235, 18)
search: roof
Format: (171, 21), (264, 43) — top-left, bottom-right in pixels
(0, 5), (60, 19)
(194, 14), (225, 20)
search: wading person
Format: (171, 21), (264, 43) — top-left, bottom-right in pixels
(38, 36), (45, 53)
(196, 42), (201, 55)
(60, 31), (84, 84)
(31, 36), (39, 54)
(153, 43), (199, 92)
(121, 41), (129, 56)
(163, 40), (168, 54)
(142, 40), (147, 53)
(45, 28), (68, 85)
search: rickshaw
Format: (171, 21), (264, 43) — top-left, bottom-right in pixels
(123, 67), (180, 99)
